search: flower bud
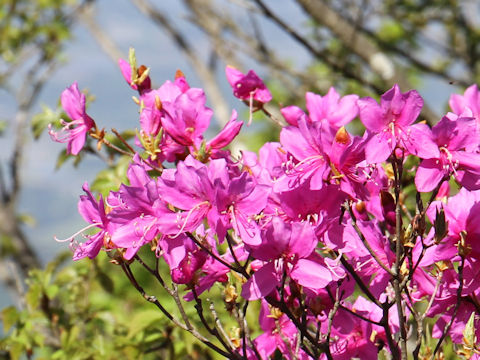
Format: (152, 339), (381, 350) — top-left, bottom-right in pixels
(334, 126), (350, 145)
(433, 207), (447, 244)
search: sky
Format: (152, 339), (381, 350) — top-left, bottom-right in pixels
(0, 0), (462, 307)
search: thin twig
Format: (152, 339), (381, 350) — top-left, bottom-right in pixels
(432, 256), (465, 358)
(346, 200), (394, 276)
(111, 128), (136, 154)
(209, 299), (235, 349)
(186, 232), (247, 275)
(120, 262), (233, 358)
(392, 156), (408, 360)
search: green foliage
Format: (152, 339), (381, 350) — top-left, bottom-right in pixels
(0, 252), (205, 359)
(377, 20), (406, 44)
(0, 0), (74, 65)
(0, 120), (7, 136)
(55, 148), (83, 169)
(91, 155), (131, 196)
(31, 105), (61, 140)
(0, 248), (249, 359)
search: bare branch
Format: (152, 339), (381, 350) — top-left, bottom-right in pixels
(130, 0), (231, 126)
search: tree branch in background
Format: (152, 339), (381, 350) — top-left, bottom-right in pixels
(0, 0), (90, 299)
(130, 0), (231, 127)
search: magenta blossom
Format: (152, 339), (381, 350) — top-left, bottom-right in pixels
(49, 82), (95, 155)
(225, 66), (272, 104)
(358, 84), (439, 163)
(306, 87), (359, 129)
(137, 77), (188, 136)
(69, 182), (110, 260)
(159, 233), (207, 284)
(253, 300), (310, 360)
(118, 57), (151, 94)
(107, 161), (179, 259)
(161, 88), (213, 147)
(449, 84), (480, 122)
(205, 110), (243, 158)
(241, 217), (333, 300)
(415, 114), (480, 192)
(423, 188), (480, 263)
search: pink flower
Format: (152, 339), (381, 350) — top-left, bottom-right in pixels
(159, 233), (207, 284)
(415, 114), (480, 192)
(305, 87), (359, 129)
(206, 110), (243, 157)
(225, 66), (272, 104)
(161, 88), (213, 147)
(449, 84), (480, 122)
(423, 188), (480, 263)
(49, 82), (95, 155)
(253, 300), (308, 360)
(71, 182), (110, 260)
(118, 58), (151, 94)
(107, 160), (180, 259)
(241, 217), (332, 300)
(358, 84), (438, 163)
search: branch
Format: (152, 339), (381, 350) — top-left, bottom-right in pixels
(120, 261), (234, 358)
(77, 1), (125, 63)
(346, 200), (394, 276)
(392, 156), (408, 360)
(252, 0), (384, 95)
(130, 0), (231, 127)
(432, 256), (465, 358)
(294, 0), (438, 124)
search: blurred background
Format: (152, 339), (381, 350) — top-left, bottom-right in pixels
(0, 0), (479, 357)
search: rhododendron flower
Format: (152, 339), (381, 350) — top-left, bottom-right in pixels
(107, 162), (179, 259)
(158, 156), (269, 244)
(306, 87), (359, 128)
(449, 84), (480, 123)
(161, 88), (213, 147)
(118, 57), (151, 94)
(358, 84), (438, 163)
(52, 62), (480, 360)
(159, 233), (207, 284)
(49, 82), (95, 155)
(253, 300), (309, 360)
(278, 118), (330, 190)
(424, 188), (480, 263)
(137, 75), (190, 135)
(415, 114), (480, 192)
(69, 182), (110, 260)
(225, 65), (272, 104)
(205, 110), (243, 158)
(241, 217), (332, 300)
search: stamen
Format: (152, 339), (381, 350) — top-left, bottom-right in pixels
(54, 222), (101, 242)
(170, 201), (209, 238)
(248, 92), (254, 126)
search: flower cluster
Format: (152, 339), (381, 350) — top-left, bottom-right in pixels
(51, 54), (480, 359)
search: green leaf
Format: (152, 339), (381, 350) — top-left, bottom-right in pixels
(31, 105), (60, 139)
(1, 306), (19, 333)
(45, 284), (59, 299)
(0, 119), (7, 136)
(55, 149), (73, 169)
(17, 212), (36, 227)
(126, 310), (164, 339)
(377, 20), (406, 43)
(9, 341), (24, 360)
(463, 312), (476, 346)
(25, 282), (42, 309)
